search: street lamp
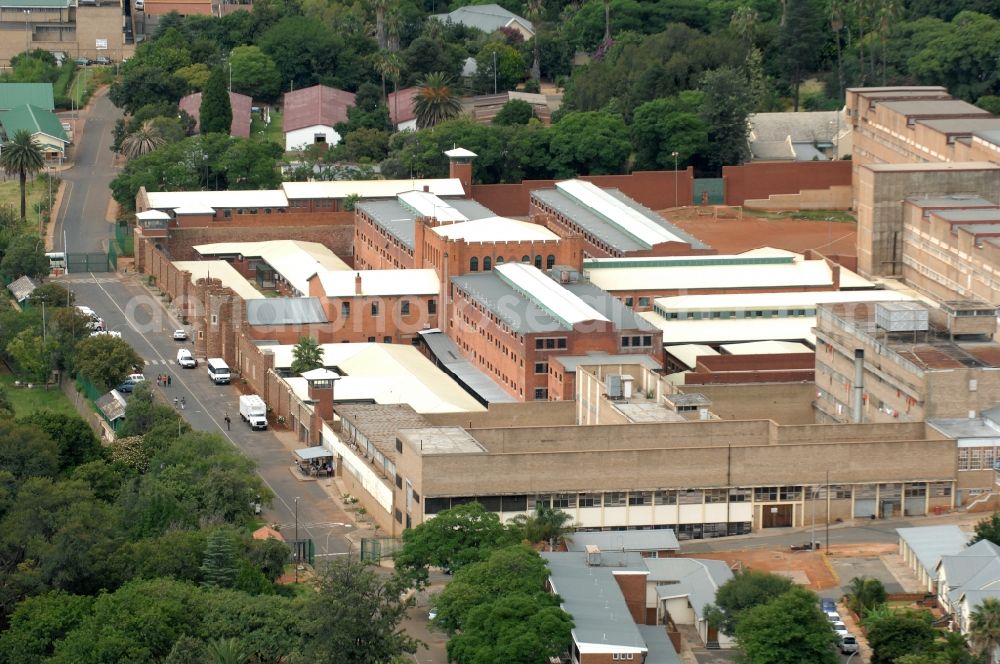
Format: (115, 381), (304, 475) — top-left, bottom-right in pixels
(22, 10), (31, 52)
(671, 151), (680, 207)
(294, 496), (300, 582)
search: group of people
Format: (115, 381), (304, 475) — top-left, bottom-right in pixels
(156, 373), (172, 387)
(173, 396), (186, 410)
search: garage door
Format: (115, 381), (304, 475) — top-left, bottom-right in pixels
(904, 497), (926, 516)
(854, 498), (876, 518)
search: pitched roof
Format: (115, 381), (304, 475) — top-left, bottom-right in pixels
(0, 104), (67, 142)
(387, 86), (419, 126)
(0, 83), (54, 111)
(282, 85), (356, 133)
(246, 297), (328, 326)
(178, 91), (253, 138)
(567, 529), (680, 553)
(432, 3), (533, 35)
(897, 525), (969, 578)
(6, 275), (38, 302)
(95, 390), (127, 422)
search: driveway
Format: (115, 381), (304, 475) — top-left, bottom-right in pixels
(61, 272), (355, 558)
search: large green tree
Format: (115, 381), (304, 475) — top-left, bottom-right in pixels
(631, 93), (710, 171)
(549, 111), (631, 177)
(972, 512), (1000, 545)
(0, 129), (45, 220)
(5, 330), (52, 382)
(297, 559), (419, 663)
(777, 0), (827, 110)
(200, 529), (239, 589)
(448, 592), (573, 664)
(699, 66), (754, 173)
(735, 587), (838, 664)
(199, 67), (233, 136)
(290, 336), (323, 375)
(414, 72), (464, 129)
(472, 41), (527, 94)
(971, 597), (1000, 664)
(704, 570), (794, 636)
(0, 233), (48, 280)
(17, 411), (101, 471)
(845, 575), (887, 618)
(72, 334), (144, 392)
(0, 590), (93, 664)
(866, 609), (937, 664)
(228, 45), (281, 101)
(492, 99), (535, 126)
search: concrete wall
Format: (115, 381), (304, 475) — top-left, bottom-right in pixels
(425, 400), (576, 428)
(743, 185), (852, 211)
(723, 161), (852, 207)
(678, 383), (817, 424)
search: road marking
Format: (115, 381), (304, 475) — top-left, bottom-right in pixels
(87, 273), (333, 554)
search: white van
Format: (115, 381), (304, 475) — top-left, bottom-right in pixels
(177, 348), (197, 368)
(206, 358), (230, 384)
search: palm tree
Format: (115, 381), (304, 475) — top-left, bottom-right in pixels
(120, 121), (166, 160)
(510, 504), (575, 551)
(206, 637), (247, 664)
(291, 336), (323, 375)
(972, 597), (1000, 664)
(846, 575), (886, 618)
(0, 129), (44, 220)
(525, 0), (544, 81)
(373, 51), (403, 101)
(370, 0), (387, 51)
(414, 72), (463, 129)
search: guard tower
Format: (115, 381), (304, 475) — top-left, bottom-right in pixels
(444, 147), (477, 195)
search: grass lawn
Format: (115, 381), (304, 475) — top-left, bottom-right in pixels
(251, 109), (284, 148)
(745, 208), (856, 224)
(0, 177), (48, 221)
(0, 373), (79, 418)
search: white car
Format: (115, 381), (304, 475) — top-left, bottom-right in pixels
(824, 610), (841, 622)
(832, 621), (849, 638)
(177, 348), (197, 368)
(173, 329), (188, 340)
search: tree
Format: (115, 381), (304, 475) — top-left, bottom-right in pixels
(448, 593), (573, 664)
(699, 67), (753, 173)
(5, 329), (52, 382)
(846, 575), (887, 618)
(28, 282), (73, 308)
(777, 0), (827, 110)
(248, 536), (289, 583)
(414, 72), (463, 129)
(1, 233), (48, 280)
(735, 587), (838, 664)
(206, 637), (247, 664)
(509, 504), (574, 550)
(492, 99), (535, 126)
(228, 45), (281, 101)
(290, 336), (323, 375)
(394, 502), (514, 584)
(72, 334), (144, 392)
(0, 590), (93, 664)
(0, 385), (12, 419)
(120, 122), (166, 160)
(174, 63), (212, 93)
(297, 559), (419, 664)
(0, 129), (44, 220)
(199, 67), (232, 136)
(200, 530), (239, 588)
(703, 570), (794, 636)
(17, 412), (101, 471)
(0, 419), (59, 483)
(866, 610), (937, 664)
(972, 597), (1000, 664)
(402, 36), (464, 84)
(973, 512), (1000, 545)
(549, 111), (631, 177)
(108, 65), (188, 115)
(631, 95), (710, 171)
(473, 41), (527, 94)
(117, 381), (179, 438)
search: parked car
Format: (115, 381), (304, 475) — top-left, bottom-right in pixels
(839, 634), (859, 654)
(824, 610), (841, 622)
(93, 56), (112, 65)
(177, 348), (197, 368)
(115, 373), (146, 393)
(75, 56), (91, 66)
(173, 329), (188, 341)
(831, 621), (849, 638)
(820, 598), (837, 613)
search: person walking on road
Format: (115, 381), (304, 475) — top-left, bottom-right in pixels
(180, 396), (185, 410)
(167, 375), (172, 387)
(224, 414), (231, 430)
(173, 397), (179, 408)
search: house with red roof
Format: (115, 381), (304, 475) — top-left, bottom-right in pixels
(282, 84), (356, 151)
(178, 90), (253, 138)
(387, 86), (419, 131)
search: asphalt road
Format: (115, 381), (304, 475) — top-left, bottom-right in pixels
(54, 89), (121, 254)
(61, 272), (355, 559)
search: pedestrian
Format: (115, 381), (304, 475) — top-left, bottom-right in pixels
(173, 397), (179, 408)
(167, 375), (172, 387)
(180, 396), (185, 410)
(224, 414), (231, 431)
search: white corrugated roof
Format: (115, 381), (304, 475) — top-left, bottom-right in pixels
(172, 260), (264, 301)
(146, 190), (288, 209)
(316, 269), (439, 297)
(280, 178), (465, 199)
(398, 190), (468, 222)
(135, 209), (170, 220)
(431, 217), (560, 242)
(194, 240), (350, 296)
(641, 311), (819, 345)
(721, 340), (813, 355)
(495, 262), (608, 327)
(173, 205), (216, 215)
(664, 344), (718, 370)
(444, 147), (477, 158)
(654, 289), (912, 312)
(556, 179), (683, 246)
(587, 259), (834, 292)
(273, 343), (485, 413)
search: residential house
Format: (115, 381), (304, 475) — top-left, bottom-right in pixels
(748, 110), (851, 161)
(897, 525), (968, 593)
(0, 82), (54, 111)
(387, 86), (418, 131)
(431, 3), (534, 38)
(282, 84), (356, 151)
(5, 275), (37, 303)
(0, 103), (69, 159)
(178, 90), (253, 138)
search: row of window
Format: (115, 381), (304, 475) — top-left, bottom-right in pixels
(534, 336), (568, 350)
(621, 335), (654, 348)
(623, 296), (652, 308)
(960, 446), (998, 471)
(469, 254), (556, 272)
(657, 308), (816, 320)
(341, 299), (437, 318)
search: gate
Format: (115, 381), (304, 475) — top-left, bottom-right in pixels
(693, 177), (725, 205)
(360, 537), (402, 563)
(289, 538), (315, 566)
(66, 252), (110, 273)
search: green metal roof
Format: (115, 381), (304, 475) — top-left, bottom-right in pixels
(0, 104), (68, 142)
(0, 83), (54, 111)
(0, 0), (71, 8)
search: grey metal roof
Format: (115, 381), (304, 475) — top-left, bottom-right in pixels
(637, 625), (682, 664)
(531, 187), (708, 253)
(939, 540), (1000, 591)
(6, 275), (37, 302)
(95, 390), (127, 422)
(906, 195), (995, 208)
(791, 142), (829, 161)
(919, 118), (1000, 134)
(355, 198), (496, 250)
(932, 210), (1000, 223)
(418, 330), (517, 405)
(749, 111), (840, 144)
(647, 558), (733, 621)
(567, 529), (680, 553)
(879, 99), (989, 116)
(897, 525), (968, 577)
(431, 3), (533, 34)
(541, 552), (648, 652)
(928, 416), (1000, 439)
(957, 223), (1000, 235)
(246, 298), (328, 325)
(975, 129), (1000, 147)
(450, 271), (653, 334)
(664, 393), (711, 408)
(552, 353), (663, 373)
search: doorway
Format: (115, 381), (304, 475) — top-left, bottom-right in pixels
(762, 504), (793, 528)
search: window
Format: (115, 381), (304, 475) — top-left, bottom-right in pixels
(678, 489), (703, 504)
(628, 491), (651, 506)
(534, 388), (548, 400)
(604, 492), (626, 507)
(528, 495), (550, 510)
(931, 482), (952, 497)
(905, 483), (927, 497)
(624, 297), (634, 308)
(367, 336), (376, 342)
(534, 255), (542, 268)
(534, 362), (548, 374)
(654, 490), (677, 505)
(395, 509), (402, 522)
(521, 255), (530, 263)
(755, 486), (778, 501)
(546, 254), (555, 269)
(371, 302), (380, 316)
(384, 336), (392, 343)
(780, 486), (802, 501)
(223, 209), (231, 218)
(557, 338), (566, 349)
(496, 256), (504, 264)
(612, 654), (635, 661)
(553, 494), (575, 509)
(546, 338), (555, 349)
(706, 489), (728, 504)
(578, 493), (600, 508)
(428, 299), (436, 314)
(622, 336), (630, 347)
(483, 257), (492, 271)
(470, 257), (479, 272)
(341, 302), (350, 317)
(395, 474), (402, 488)
(401, 300), (410, 315)
(729, 488), (751, 502)
(638, 297), (650, 307)
(395, 438), (403, 453)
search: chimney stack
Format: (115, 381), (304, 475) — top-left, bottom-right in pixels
(354, 272), (362, 295)
(852, 349), (865, 424)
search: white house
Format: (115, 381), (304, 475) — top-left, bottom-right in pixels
(282, 85), (356, 151)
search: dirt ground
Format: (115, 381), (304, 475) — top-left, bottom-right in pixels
(661, 206), (857, 258)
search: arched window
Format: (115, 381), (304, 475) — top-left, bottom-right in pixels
(483, 256), (492, 271)
(546, 254), (556, 269)
(534, 255), (542, 269)
(521, 255), (530, 263)
(470, 257), (479, 272)
(496, 256), (505, 264)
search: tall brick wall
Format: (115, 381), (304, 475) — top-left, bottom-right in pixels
(723, 161), (852, 206)
(471, 169), (695, 217)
